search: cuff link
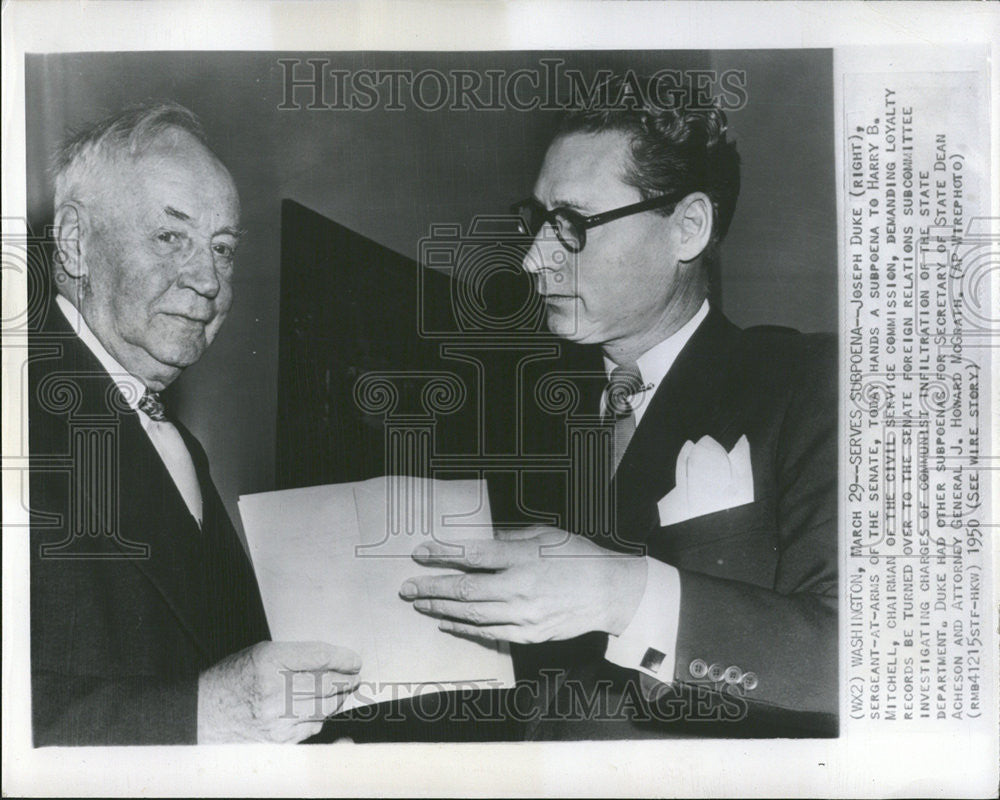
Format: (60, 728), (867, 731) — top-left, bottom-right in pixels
(689, 658), (709, 679)
(640, 647), (666, 673)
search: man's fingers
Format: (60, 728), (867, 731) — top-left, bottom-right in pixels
(437, 619), (528, 644)
(493, 525), (558, 542)
(493, 528), (540, 542)
(270, 719), (324, 742)
(289, 689), (353, 721)
(273, 719), (324, 743)
(410, 538), (520, 570)
(270, 722), (310, 744)
(271, 641), (362, 673)
(399, 571), (508, 602)
(412, 598), (513, 626)
(288, 671), (360, 697)
(322, 673), (361, 697)
(296, 721), (325, 741)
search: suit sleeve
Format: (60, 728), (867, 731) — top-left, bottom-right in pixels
(669, 337), (838, 720)
(32, 671), (199, 746)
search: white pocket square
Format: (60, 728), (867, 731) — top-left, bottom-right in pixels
(657, 434), (754, 526)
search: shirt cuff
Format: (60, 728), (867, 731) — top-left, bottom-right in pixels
(604, 557), (681, 683)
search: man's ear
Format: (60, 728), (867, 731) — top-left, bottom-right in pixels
(674, 192), (714, 263)
(53, 202), (87, 281)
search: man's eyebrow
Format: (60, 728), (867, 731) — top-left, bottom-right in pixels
(551, 196), (592, 213)
(163, 205), (191, 222)
(164, 206), (244, 238)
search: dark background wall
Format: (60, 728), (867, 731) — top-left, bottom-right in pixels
(25, 50), (836, 527)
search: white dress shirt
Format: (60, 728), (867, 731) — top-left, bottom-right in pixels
(55, 295), (203, 526)
(603, 299), (710, 682)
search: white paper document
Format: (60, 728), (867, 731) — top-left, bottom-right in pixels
(238, 476), (514, 711)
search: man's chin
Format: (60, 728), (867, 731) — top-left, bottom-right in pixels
(545, 306), (586, 341)
(145, 326), (210, 365)
(143, 342), (208, 380)
(156, 348), (205, 370)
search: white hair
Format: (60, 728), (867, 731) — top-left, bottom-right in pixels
(52, 101), (208, 209)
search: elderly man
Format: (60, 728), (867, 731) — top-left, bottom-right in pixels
(401, 77), (838, 738)
(30, 102), (360, 745)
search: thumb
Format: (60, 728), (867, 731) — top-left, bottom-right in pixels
(275, 641), (362, 673)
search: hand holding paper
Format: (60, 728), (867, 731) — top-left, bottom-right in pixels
(197, 640), (362, 744)
(401, 526), (647, 643)
(239, 477), (514, 713)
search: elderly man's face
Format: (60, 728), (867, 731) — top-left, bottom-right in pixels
(80, 130), (240, 390)
(522, 130), (689, 359)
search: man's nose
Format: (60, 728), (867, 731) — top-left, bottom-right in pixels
(178, 243), (221, 299)
(521, 224), (565, 275)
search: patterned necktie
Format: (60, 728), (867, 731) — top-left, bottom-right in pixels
(604, 363), (644, 476)
(138, 390), (167, 421)
(137, 389), (203, 526)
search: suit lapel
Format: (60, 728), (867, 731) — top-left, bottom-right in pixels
(39, 307), (213, 658)
(609, 309), (743, 548)
(113, 409), (213, 657)
(175, 419), (272, 654)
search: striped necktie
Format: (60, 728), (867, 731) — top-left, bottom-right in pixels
(604, 363), (643, 475)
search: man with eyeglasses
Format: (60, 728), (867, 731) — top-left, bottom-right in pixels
(401, 76), (837, 738)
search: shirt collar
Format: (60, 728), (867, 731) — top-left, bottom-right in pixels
(602, 299), (710, 424)
(55, 294), (147, 412)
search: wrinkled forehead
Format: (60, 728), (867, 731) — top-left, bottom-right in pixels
(136, 132), (237, 199)
(107, 132), (240, 223)
(535, 130), (637, 208)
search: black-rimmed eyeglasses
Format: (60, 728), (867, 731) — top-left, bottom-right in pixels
(510, 190), (689, 253)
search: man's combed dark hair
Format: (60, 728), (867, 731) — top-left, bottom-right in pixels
(558, 73), (741, 249)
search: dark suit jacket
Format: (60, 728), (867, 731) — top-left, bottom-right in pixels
(524, 308), (838, 738)
(29, 301), (270, 745)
